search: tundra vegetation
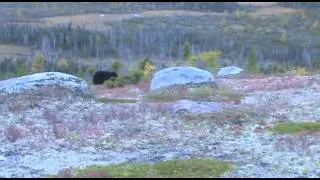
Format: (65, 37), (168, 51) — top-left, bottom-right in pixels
(1, 2), (320, 178)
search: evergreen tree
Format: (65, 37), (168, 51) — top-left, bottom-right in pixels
(56, 57), (70, 73)
(183, 42), (191, 61)
(247, 47), (260, 73)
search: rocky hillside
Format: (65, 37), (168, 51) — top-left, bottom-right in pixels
(1, 71), (320, 177)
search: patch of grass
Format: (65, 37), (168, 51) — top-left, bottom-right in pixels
(97, 97), (137, 104)
(52, 158), (233, 178)
(0, 44), (32, 58)
(144, 84), (193, 102)
(144, 84), (243, 103)
(187, 86), (214, 99)
(269, 122), (320, 134)
(213, 86), (244, 102)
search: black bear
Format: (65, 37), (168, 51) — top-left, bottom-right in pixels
(92, 71), (118, 85)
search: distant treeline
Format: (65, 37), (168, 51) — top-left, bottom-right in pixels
(0, 2), (241, 22)
(279, 2), (320, 9)
(1, 13), (319, 67)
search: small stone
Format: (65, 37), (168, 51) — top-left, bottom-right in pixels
(259, 162), (270, 167)
(0, 155), (6, 161)
(216, 66), (243, 77)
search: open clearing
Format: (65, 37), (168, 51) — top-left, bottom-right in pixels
(0, 44), (32, 60)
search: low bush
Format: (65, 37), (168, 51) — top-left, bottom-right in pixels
(130, 70), (144, 84)
(104, 79), (116, 88)
(4, 124), (24, 142)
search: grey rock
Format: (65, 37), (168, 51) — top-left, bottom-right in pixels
(0, 72), (91, 96)
(151, 66), (215, 91)
(216, 66), (243, 77)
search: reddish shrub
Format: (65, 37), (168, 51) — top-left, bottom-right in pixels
(43, 109), (58, 124)
(83, 111), (101, 125)
(82, 127), (103, 136)
(52, 123), (69, 139)
(180, 114), (194, 121)
(231, 125), (243, 135)
(117, 108), (132, 121)
(4, 125), (24, 142)
(56, 168), (73, 178)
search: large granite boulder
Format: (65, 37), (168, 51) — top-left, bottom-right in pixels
(0, 72), (91, 96)
(150, 66), (215, 91)
(216, 66), (243, 77)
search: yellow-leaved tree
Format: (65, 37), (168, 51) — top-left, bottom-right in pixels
(188, 50), (222, 73)
(31, 52), (45, 73)
(198, 50), (222, 73)
(56, 57), (69, 72)
(143, 62), (156, 80)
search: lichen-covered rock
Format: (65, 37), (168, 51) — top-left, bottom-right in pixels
(150, 66), (215, 91)
(216, 66), (243, 77)
(171, 99), (240, 114)
(0, 72), (91, 96)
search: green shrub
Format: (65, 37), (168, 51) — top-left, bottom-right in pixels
(104, 79), (116, 88)
(86, 66), (96, 74)
(102, 76), (125, 88)
(111, 61), (123, 73)
(122, 75), (134, 84)
(109, 76), (117, 81)
(130, 70), (144, 84)
(114, 76), (124, 87)
(270, 64), (287, 74)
